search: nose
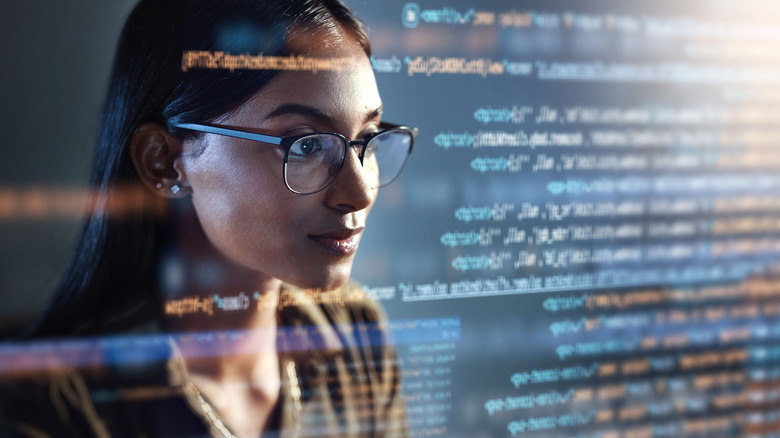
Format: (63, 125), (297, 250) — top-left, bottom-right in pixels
(323, 146), (376, 212)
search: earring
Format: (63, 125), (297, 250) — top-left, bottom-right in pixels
(156, 183), (163, 190)
(171, 184), (181, 194)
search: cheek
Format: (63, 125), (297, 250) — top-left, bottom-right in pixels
(186, 147), (294, 268)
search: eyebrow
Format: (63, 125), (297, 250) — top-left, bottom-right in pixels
(264, 103), (384, 126)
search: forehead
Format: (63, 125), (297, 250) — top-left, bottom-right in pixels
(224, 35), (381, 130)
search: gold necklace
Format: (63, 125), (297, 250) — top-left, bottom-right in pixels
(187, 361), (302, 438)
(173, 340), (302, 437)
(189, 382), (237, 438)
(285, 360), (303, 438)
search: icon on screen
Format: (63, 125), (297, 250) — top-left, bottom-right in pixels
(402, 3), (420, 28)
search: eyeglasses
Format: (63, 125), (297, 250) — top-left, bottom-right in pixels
(172, 122), (417, 195)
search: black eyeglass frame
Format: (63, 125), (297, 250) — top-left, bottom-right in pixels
(171, 121), (417, 194)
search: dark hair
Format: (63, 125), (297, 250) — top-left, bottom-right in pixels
(24, 0), (370, 338)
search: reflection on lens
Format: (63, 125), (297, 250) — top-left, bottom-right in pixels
(371, 130), (412, 187)
(362, 151), (380, 188)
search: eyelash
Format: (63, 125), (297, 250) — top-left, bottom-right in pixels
(359, 130), (379, 141)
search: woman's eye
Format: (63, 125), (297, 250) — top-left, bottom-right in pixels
(290, 136), (324, 158)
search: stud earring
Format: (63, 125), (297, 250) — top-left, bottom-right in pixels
(171, 184), (181, 194)
(156, 182), (163, 190)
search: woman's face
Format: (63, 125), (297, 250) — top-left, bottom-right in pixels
(178, 34), (382, 291)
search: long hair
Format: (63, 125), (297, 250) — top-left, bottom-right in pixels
(24, 0), (370, 338)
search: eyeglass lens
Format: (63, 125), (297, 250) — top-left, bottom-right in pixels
(284, 129), (412, 194)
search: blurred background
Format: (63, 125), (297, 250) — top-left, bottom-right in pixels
(0, 1), (137, 331)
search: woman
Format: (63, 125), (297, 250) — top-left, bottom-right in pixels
(0, 0), (415, 437)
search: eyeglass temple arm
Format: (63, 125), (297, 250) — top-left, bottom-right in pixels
(172, 122), (283, 145)
(175, 121), (418, 147)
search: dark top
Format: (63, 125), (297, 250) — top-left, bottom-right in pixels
(0, 285), (409, 438)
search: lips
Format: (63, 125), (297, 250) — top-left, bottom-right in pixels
(309, 228), (363, 255)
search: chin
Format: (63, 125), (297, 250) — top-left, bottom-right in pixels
(293, 263), (353, 292)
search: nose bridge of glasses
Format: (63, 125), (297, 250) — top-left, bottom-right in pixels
(346, 139), (369, 165)
(339, 139), (382, 190)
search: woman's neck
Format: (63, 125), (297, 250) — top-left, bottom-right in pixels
(180, 294), (282, 438)
(161, 207), (284, 437)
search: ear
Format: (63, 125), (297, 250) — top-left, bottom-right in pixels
(129, 122), (191, 198)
